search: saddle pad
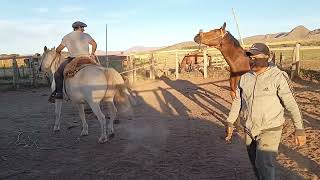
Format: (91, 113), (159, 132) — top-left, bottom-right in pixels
(64, 56), (98, 78)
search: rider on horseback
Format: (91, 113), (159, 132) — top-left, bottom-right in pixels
(49, 21), (97, 102)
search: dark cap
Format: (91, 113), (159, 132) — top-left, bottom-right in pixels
(72, 21), (87, 28)
(246, 43), (270, 56)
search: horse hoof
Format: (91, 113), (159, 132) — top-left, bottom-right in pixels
(53, 127), (60, 132)
(98, 136), (108, 144)
(114, 119), (120, 124)
(108, 133), (115, 138)
(80, 130), (88, 136)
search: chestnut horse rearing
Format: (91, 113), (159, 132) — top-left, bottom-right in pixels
(194, 22), (250, 99)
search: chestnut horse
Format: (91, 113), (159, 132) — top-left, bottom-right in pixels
(180, 54), (198, 72)
(194, 22), (250, 99)
(180, 53), (212, 72)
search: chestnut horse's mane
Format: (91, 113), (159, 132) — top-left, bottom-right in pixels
(225, 31), (242, 49)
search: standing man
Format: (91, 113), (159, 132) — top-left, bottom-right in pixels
(49, 21), (97, 102)
(225, 43), (306, 180)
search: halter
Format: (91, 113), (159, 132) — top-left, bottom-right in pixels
(198, 28), (228, 49)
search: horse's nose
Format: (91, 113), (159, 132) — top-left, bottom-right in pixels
(194, 34), (201, 43)
(38, 66), (42, 72)
(194, 29), (203, 43)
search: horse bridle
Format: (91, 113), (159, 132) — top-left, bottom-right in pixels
(198, 28), (228, 49)
(40, 51), (60, 72)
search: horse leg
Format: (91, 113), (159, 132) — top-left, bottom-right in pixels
(77, 104), (88, 136)
(88, 101), (108, 143)
(54, 99), (63, 131)
(105, 98), (117, 138)
(51, 80), (56, 92)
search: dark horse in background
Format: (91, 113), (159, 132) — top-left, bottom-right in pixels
(179, 53), (212, 72)
(194, 22), (250, 99)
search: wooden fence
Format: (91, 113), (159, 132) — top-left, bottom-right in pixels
(0, 54), (43, 89)
(272, 44), (320, 81)
(127, 48), (228, 82)
(126, 44), (320, 84)
(2, 44), (319, 89)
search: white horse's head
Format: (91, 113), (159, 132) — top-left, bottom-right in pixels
(39, 46), (56, 73)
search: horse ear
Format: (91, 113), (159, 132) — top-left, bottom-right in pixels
(44, 46), (47, 52)
(221, 22), (226, 30)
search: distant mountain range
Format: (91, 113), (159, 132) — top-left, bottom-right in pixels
(243, 25), (320, 44)
(96, 46), (162, 56)
(96, 25), (320, 55)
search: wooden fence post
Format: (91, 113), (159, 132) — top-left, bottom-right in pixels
(152, 54), (155, 80)
(3, 64), (6, 77)
(133, 56), (136, 84)
(29, 57), (33, 86)
(175, 52), (179, 79)
(122, 56), (127, 72)
(271, 51), (276, 64)
(291, 50), (296, 79)
(296, 43), (301, 77)
(12, 56), (18, 89)
(149, 54), (155, 80)
(128, 56), (134, 85)
(291, 43), (300, 79)
(22, 66), (24, 78)
(155, 54), (159, 78)
(203, 49), (208, 78)
(31, 56), (38, 86)
(149, 54), (152, 79)
(279, 52), (283, 69)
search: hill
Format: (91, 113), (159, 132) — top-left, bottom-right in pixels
(95, 25), (320, 55)
(243, 25), (320, 44)
(125, 46), (161, 53)
(96, 46), (162, 56)
(156, 41), (207, 51)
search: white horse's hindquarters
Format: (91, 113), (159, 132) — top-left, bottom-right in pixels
(65, 67), (108, 103)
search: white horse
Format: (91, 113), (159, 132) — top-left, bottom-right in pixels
(40, 46), (133, 143)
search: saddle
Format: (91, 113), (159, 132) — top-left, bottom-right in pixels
(64, 56), (98, 78)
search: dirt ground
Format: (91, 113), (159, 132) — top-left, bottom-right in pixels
(0, 75), (319, 180)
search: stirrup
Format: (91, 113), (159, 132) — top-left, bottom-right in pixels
(55, 93), (63, 99)
(48, 93), (56, 103)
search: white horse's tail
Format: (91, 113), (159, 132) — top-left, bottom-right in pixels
(114, 84), (134, 114)
(104, 68), (135, 116)
(116, 85), (137, 105)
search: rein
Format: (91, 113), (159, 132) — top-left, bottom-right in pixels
(49, 53), (61, 71)
(41, 51), (61, 72)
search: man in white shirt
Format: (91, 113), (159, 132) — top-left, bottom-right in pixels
(49, 21), (97, 102)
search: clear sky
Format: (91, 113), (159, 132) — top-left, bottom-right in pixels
(1, 0), (319, 54)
